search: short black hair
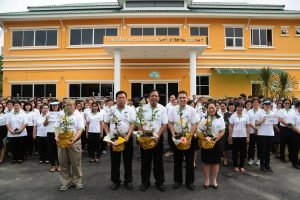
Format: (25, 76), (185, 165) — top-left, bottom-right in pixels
(24, 102), (33, 111)
(295, 101), (300, 108)
(148, 89), (159, 96)
(116, 91), (127, 99)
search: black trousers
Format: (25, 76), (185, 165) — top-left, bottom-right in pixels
(9, 136), (26, 161)
(88, 132), (101, 159)
(290, 132), (300, 166)
(232, 137), (247, 168)
(36, 136), (48, 162)
(47, 132), (59, 166)
(26, 126), (34, 156)
(81, 126), (87, 150)
(258, 136), (274, 168)
(110, 136), (133, 184)
(248, 134), (259, 160)
(167, 128), (175, 151)
(101, 129), (108, 151)
(140, 137), (164, 186)
(173, 138), (196, 185)
(279, 126), (293, 160)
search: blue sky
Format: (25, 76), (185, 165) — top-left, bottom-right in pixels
(0, 0), (300, 54)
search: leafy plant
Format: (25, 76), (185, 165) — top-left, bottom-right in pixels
(272, 72), (297, 99)
(258, 67), (277, 98)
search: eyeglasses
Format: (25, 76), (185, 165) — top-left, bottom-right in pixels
(284, 103), (291, 105)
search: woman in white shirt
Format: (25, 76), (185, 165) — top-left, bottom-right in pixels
(291, 101), (300, 169)
(24, 102), (35, 159)
(0, 104), (7, 164)
(277, 99), (295, 162)
(44, 101), (61, 172)
(86, 102), (104, 163)
(228, 103), (250, 173)
(6, 101), (28, 164)
(255, 99), (276, 172)
(33, 104), (49, 164)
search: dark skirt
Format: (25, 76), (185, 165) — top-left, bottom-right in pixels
(0, 125), (7, 148)
(201, 141), (221, 164)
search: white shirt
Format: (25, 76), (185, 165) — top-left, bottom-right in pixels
(6, 111), (28, 137)
(166, 102), (174, 114)
(86, 111), (104, 133)
(140, 103), (168, 134)
(277, 108), (295, 127)
(198, 116), (226, 138)
(54, 111), (85, 135)
(168, 105), (198, 134)
(25, 111), (35, 126)
(229, 113), (250, 138)
(255, 110), (276, 136)
(293, 111), (300, 128)
(0, 113), (6, 126)
(46, 111), (60, 133)
(104, 105), (136, 137)
(34, 114), (48, 137)
(247, 108), (261, 134)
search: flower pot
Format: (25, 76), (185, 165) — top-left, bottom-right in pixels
(176, 133), (192, 150)
(57, 131), (74, 148)
(111, 137), (125, 152)
(197, 131), (215, 149)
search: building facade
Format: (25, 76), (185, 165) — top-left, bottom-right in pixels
(1, 0), (300, 104)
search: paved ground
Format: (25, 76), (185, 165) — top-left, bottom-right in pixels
(0, 143), (300, 200)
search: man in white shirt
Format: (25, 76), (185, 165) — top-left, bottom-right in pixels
(165, 94), (176, 157)
(104, 91), (136, 191)
(138, 89), (168, 192)
(168, 91), (198, 190)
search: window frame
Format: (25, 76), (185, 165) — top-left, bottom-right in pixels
(68, 82), (114, 98)
(196, 75), (210, 96)
(11, 28), (58, 49)
(129, 26), (181, 36)
(224, 27), (244, 48)
(69, 27), (118, 46)
(10, 83), (57, 98)
(189, 24), (210, 46)
(250, 27), (274, 47)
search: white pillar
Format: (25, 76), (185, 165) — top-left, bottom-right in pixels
(114, 50), (121, 100)
(189, 51), (197, 98)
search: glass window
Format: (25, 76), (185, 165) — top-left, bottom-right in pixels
(35, 30), (46, 46)
(69, 84), (80, 97)
(131, 28), (143, 36)
(225, 27), (243, 48)
(81, 84), (99, 97)
(106, 28), (118, 36)
(156, 28), (168, 36)
(34, 84), (45, 97)
(190, 27), (209, 45)
(45, 84), (56, 97)
(94, 29), (105, 44)
(81, 29), (93, 45)
(251, 28), (272, 46)
(70, 29), (81, 45)
(11, 85), (22, 97)
(12, 31), (23, 47)
(168, 28), (180, 36)
(190, 27), (199, 36)
(22, 85), (33, 97)
(101, 84), (114, 98)
(196, 76), (210, 96)
(143, 28), (155, 36)
(46, 30), (57, 46)
(23, 31), (34, 46)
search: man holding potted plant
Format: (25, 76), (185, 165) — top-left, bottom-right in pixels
(168, 91), (198, 190)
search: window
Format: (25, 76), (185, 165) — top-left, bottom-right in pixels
(70, 28), (118, 45)
(126, 1), (184, 8)
(225, 27), (243, 48)
(11, 84), (56, 98)
(69, 83), (114, 98)
(281, 26), (289, 36)
(190, 27), (209, 45)
(130, 27), (180, 36)
(295, 27), (300, 36)
(251, 28), (273, 46)
(196, 76), (210, 96)
(12, 29), (58, 47)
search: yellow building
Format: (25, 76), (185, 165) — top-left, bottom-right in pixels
(1, 0), (300, 104)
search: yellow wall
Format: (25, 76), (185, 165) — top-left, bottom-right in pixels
(2, 18), (300, 98)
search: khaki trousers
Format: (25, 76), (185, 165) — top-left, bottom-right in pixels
(58, 140), (82, 185)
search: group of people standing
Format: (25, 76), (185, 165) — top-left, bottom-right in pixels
(0, 91), (299, 192)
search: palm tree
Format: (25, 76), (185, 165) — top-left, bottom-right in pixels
(258, 67), (277, 98)
(273, 72), (297, 99)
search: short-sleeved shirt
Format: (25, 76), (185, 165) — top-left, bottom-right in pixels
(229, 113), (250, 137)
(277, 108), (295, 127)
(86, 111), (104, 133)
(140, 103), (168, 134)
(46, 111), (61, 133)
(25, 111), (35, 126)
(293, 111), (300, 128)
(168, 105), (198, 134)
(247, 108), (260, 134)
(54, 111), (85, 135)
(104, 105), (136, 137)
(0, 113), (6, 126)
(198, 116), (226, 138)
(255, 110), (276, 136)
(34, 114), (48, 137)
(6, 112), (28, 137)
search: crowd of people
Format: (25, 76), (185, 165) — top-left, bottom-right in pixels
(0, 91), (299, 192)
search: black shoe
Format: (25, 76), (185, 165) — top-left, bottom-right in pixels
(280, 157), (287, 163)
(140, 184), (150, 191)
(266, 166), (274, 172)
(186, 183), (195, 191)
(156, 184), (166, 192)
(111, 183), (120, 190)
(260, 166), (268, 172)
(293, 164), (300, 169)
(125, 182), (133, 190)
(173, 182), (181, 189)
(11, 160), (17, 164)
(211, 185), (218, 190)
(203, 184), (209, 189)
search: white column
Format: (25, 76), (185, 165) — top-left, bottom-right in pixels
(189, 51), (197, 98)
(114, 50), (121, 100)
